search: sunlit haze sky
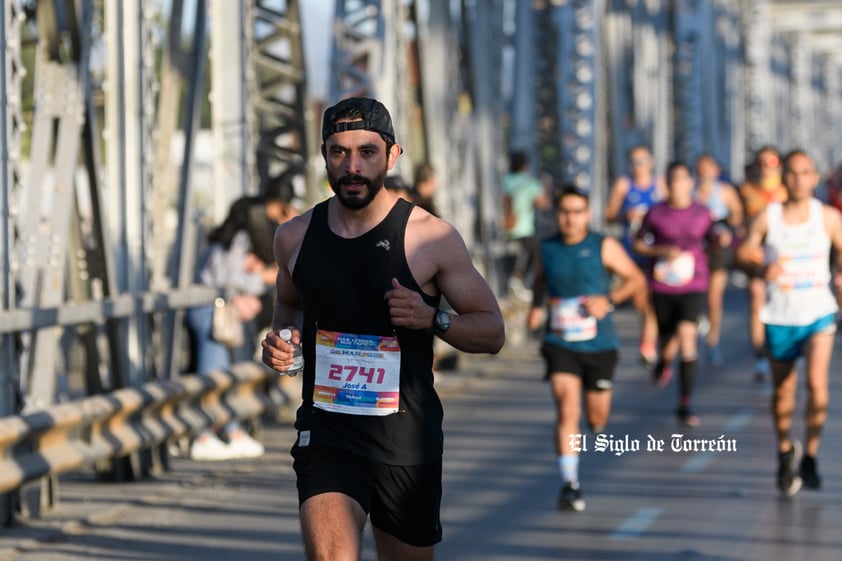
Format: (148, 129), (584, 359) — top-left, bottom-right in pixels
(300, 1), (334, 101)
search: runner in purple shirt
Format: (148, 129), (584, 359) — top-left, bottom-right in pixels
(633, 161), (731, 427)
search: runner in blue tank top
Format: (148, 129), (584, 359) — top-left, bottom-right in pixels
(528, 185), (645, 512)
(606, 144), (664, 365)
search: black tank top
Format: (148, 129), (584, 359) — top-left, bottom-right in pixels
(292, 197), (443, 464)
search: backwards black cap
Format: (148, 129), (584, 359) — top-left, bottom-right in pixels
(321, 97), (400, 150)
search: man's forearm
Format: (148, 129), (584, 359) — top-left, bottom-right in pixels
(272, 301), (303, 332)
(436, 311), (504, 354)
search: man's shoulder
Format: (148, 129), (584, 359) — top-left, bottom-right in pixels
(611, 175), (631, 191)
(284, 206), (314, 229)
(407, 204), (453, 236)
(586, 230), (606, 242)
(820, 200), (842, 224)
(822, 199), (842, 214)
(738, 180), (758, 196)
(277, 207), (314, 247)
(717, 179), (738, 194)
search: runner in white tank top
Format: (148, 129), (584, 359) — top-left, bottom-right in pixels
(760, 198), (838, 326)
(737, 150), (842, 498)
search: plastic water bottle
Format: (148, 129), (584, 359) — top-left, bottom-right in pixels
(278, 329), (304, 377)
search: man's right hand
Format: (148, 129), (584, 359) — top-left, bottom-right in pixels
(261, 328), (300, 372)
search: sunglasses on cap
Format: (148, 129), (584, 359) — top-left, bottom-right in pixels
(761, 155), (780, 168)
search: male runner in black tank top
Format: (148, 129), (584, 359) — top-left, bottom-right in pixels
(261, 97), (505, 561)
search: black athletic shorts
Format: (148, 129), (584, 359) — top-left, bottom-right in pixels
(291, 442), (443, 547)
(540, 343), (618, 391)
(707, 221), (734, 271)
(707, 245), (733, 271)
(651, 291), (706, 338)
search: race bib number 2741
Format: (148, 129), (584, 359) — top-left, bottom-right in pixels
(313, 330), (402, 416)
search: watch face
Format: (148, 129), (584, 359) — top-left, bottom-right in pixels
(436, 309), (451, 332)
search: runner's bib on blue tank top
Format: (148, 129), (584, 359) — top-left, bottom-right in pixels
(540, 231), (619, 353)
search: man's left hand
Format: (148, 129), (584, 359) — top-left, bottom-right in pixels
(385, 277), (435, 330)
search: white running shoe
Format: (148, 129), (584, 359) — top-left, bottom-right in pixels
(190, 433), (236, 461)
(227, 431), (265, 459)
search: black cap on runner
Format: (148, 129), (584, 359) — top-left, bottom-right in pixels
(322, 97), (401, 152)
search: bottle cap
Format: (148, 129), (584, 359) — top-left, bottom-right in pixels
(278, 328), (292, 341)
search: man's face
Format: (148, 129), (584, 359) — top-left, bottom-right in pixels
(757, 150), (781, 180)
(629, 148), (654, 174)
(556, 195), (590, 237)
(322, 127), (395, 210)
(696, 156), (720, 181)
(783, 153), (819, 202)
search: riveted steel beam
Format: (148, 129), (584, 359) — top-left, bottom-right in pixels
(330, 0), (414, 180)
(18, 0), (92, 413)
(742, 0), (774, 155)
(413, 0), (465, 228)
(532, 1), (563, 187)
(604, 0), (672, 181)
(249, 0), (313, 205)
(1, 0), (26, 528)
(552, 0), (606, 223)
(464, 0), (506, 287)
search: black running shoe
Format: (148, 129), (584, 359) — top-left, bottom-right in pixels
(799, 454), (821, 490)
(777, 440), (803, 497)
(558, 481), (586, 512)
(639, 342), (657, 366)
(676, 405), (700, 428)
(652, 361), (673, 387)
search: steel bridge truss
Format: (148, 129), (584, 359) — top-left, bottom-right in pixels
(2, 0), (842, 530)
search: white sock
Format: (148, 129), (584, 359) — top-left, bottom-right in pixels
(558, 455), (579, 484)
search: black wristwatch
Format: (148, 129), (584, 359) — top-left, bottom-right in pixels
(428, 308), (452, 335)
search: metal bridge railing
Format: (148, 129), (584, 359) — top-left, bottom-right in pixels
(0, 362), (284, 495)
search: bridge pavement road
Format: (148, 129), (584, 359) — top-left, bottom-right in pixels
(1, 287), (841, 561)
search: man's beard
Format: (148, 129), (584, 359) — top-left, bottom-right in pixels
(327, 168), (388, 210)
